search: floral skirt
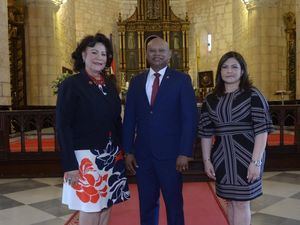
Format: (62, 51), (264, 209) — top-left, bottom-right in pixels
(62, 145), (130, 212)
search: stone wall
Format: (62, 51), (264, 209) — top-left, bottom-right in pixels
(120, 0), (137, 20)
(185, 0), (298, 100)
(232, 0), (249, 58)
(0, 0), (11, 105)
(187, 0), (233, 87)
(56, 0), (76, 71)
(250, 0), (296, 100)
(74, 0), (121, 83)
(74, 0), (120, 42)
(170, 0), (187, 19)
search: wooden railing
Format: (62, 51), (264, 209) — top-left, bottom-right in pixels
(0, 105), (300, 177)
(268, 105), (300, 151)
(0, 109), (61, 177)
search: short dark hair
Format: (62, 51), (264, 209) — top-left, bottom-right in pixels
(71, 33), (113, 72)
(213, 51), (252, 96)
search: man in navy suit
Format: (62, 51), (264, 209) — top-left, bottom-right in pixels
(123, 37), (197, 225)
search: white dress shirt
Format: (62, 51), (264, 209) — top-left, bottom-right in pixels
(145, 67), (167, 104)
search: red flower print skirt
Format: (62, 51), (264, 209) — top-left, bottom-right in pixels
(62, 143), (130, 212)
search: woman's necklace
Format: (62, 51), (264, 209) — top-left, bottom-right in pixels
(86, 72), (107, 95)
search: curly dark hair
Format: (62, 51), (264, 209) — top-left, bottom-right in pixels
(71, 33), (113, 72)
(213, 51), (252, 96)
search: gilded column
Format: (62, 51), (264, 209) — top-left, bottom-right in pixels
(138, 31), (142, 69)
(141, 31), (145, 68)
(182, 31), (186, 71)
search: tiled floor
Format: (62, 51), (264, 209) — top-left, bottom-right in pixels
(0, 178), (72, 225)
(0, 172), (299, 225)
(251, 171), (300, 225)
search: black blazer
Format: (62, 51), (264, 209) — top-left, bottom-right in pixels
(56, 70), (122, 172)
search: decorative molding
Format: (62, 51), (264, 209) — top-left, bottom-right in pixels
(283, 12), (296, 32)
(242, 0), (280, 10)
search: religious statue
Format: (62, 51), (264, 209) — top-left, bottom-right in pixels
(127, 32), (135, 49)
(173, 35), (180, 49)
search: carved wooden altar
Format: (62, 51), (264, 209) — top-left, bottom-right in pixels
(117, 0), (190, 85)
(8, 3), (27, 108)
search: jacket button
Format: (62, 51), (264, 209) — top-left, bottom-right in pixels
(150, 111), (153, 114)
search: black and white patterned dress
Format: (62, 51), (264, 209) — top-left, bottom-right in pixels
(198, 88), (273, 201)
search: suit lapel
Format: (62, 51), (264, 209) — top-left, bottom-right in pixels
(140, 70), (150, 107)
(152, 67), (173, 107)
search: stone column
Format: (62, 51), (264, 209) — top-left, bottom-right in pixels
(247, 0), (281, 100)
(25, 0), (61, 105)
(0, 0), (11, 106)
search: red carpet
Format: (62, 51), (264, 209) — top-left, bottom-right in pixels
(267, 133), (294, 145)
(9, 137), (55, 152)
(64, 182), (228, 225)
(9, 133), (293, 153)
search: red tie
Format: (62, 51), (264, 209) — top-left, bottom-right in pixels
(150, 73), (161, 106)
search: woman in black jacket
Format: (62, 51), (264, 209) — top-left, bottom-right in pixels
(56, 33), (129, 225)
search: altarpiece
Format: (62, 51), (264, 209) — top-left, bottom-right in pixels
(117, 0), (190, 85)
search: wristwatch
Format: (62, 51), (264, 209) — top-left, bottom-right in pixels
(251, 159), (262, 167)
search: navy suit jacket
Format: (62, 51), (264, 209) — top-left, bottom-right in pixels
(123, 67), (197, 161)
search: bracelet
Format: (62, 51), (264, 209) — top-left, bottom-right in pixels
(203, 158), (211, 162)
(251, 159), (262, 167)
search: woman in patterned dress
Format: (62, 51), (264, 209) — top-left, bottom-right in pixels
(198, 51), (273, 225)
(56, 33), (130, 225)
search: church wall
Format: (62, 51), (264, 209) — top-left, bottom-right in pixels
(187, 0), (233, 87)
(0, 0), (11, 105)
(6, 0), (300, 106)
(56, 0), (76, 71)
(170, 0), (187, 19)
(185, 0), (299, 101)
(120, 0), (137, 19)
(74, 0), (120, 42)
(232, 0), (249, 60)
(231, 0), (297, 102)
(74, 0), (121, 84)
